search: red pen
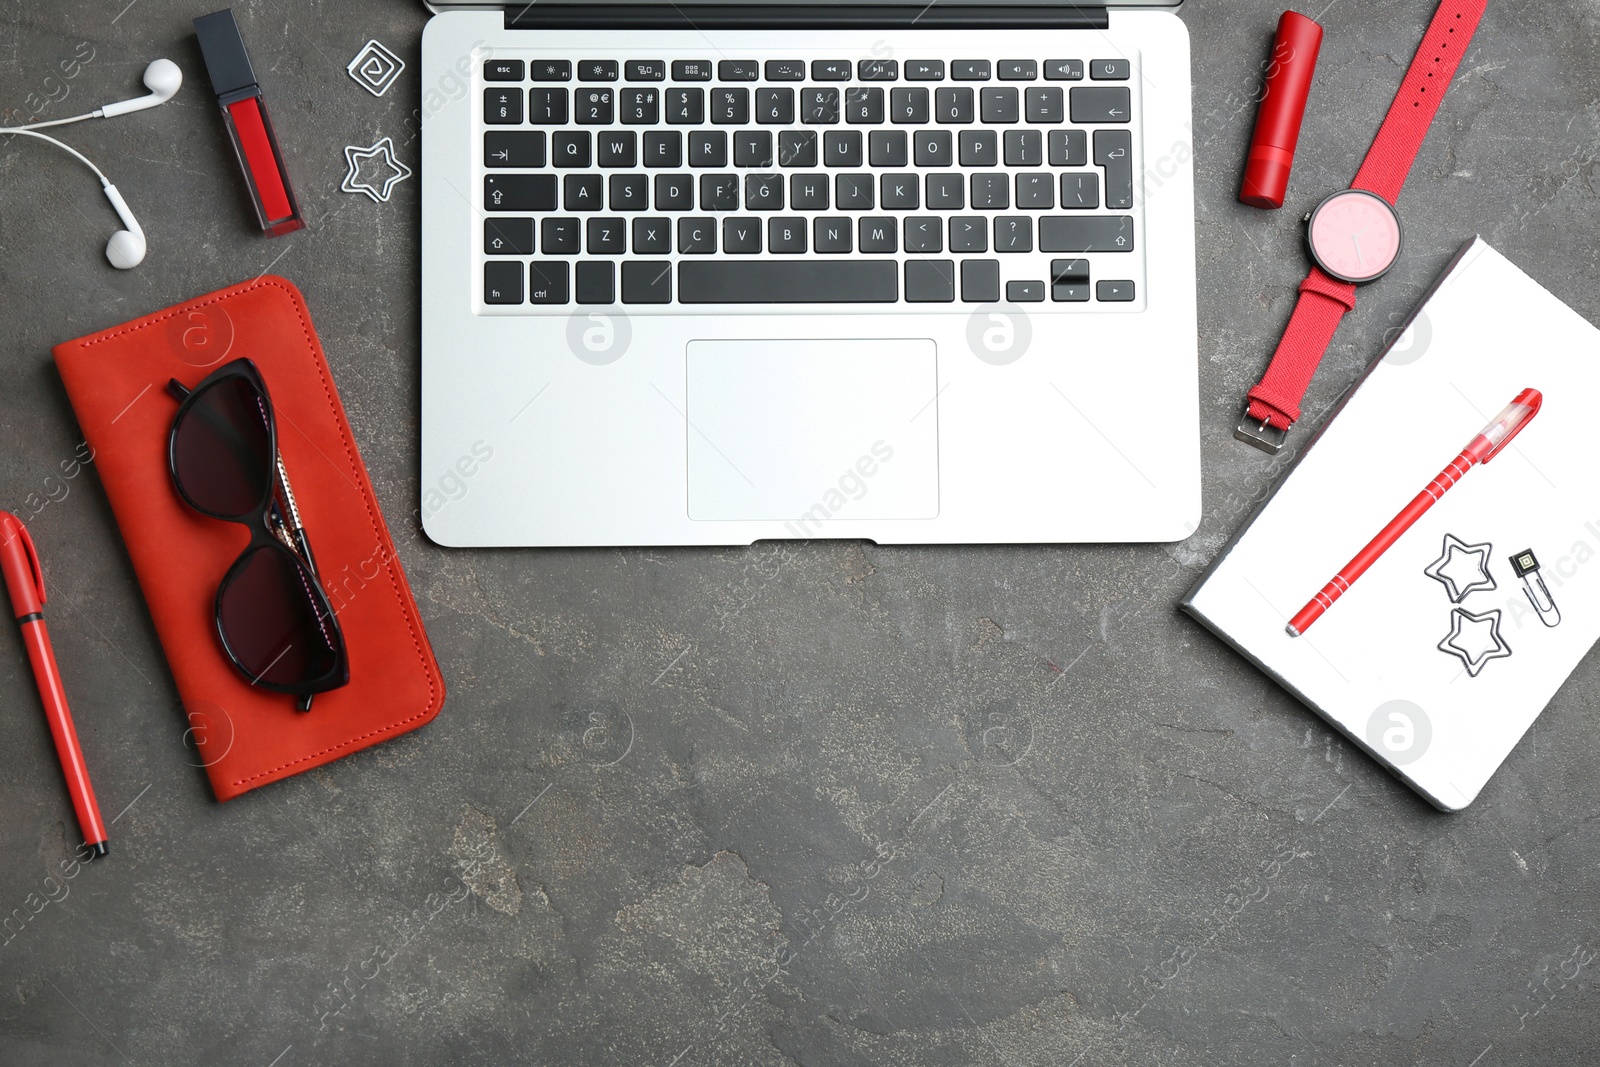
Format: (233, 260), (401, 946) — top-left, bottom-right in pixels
(0, 512), (108, 856)
(1287, 389), (1543, 637)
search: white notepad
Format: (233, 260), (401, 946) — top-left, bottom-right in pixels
(1184, 238), (1600, 810)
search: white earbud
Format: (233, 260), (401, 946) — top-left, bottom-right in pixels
(98, 59), (183, 119)
(101, 183), (146, 269)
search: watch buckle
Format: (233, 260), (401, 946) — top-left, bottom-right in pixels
(1235, 411), (1289, 455)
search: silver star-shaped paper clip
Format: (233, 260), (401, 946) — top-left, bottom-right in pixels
(1437, 607), (1513, 677)
(1423, 534), (1497, 603)
(342, 137), (412, 203)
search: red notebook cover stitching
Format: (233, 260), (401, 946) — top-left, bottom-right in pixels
(52, 276), (444, 800)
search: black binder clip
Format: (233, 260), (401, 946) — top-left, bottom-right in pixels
(1509, 549), (1561, 628)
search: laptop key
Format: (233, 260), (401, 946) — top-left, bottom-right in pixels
(745, 173), (784, 210)
(712, 88), (749, 124)
(1095, 129), (1134, 208)
(860, 59), (898, 81)
(678, 217), (717, 253)
(1060, 171), (1099, 209)
(1048, 129), (1087, 166)
(719, 60), (759, 81)
(835, 173), (873, 209)
(949, 215), (987, 252)
(485, 131), (544, 168)
(575, 261), (615, 303)
(620, 89), (658, 124)
(1025, 86), (1064, 123)
(552, 131), (591, 167)
(789, 173), (829, 209)
(756, 88), (795, 124)
(859, 217), (897, 253)
(803, 88), (840, 124)
(609, 173), (648, 210)
(925, 173), (964, 210)
(998, 60), (1037, 81)
(643, 131), (681, 167)
(626, 60), (665, 81)
(905, 260), (955, 301)
(1091, 59), (1131, 80)
(485, 217), (533, 255)
(961, 259), (1000, 301)
(891, 87), (929, 124)
(824, 130), (863, 167)
(666, 88), (704, 124)
(811, 60), (852, 81)
(958, 130), (998, 166)
(979, 87), (1019, 123)
(529, 261), (570, 303)
(880, 173), (918, 209)
(845, 87), (885, 123)
(1003, 129), (1042, 167)
(905, 60), (945, 81)
(723, 217), (762, 252)
(993, 215), (1031, 252)
(485, 174), (556, 211)
(689, 131), (727, 167)
(935, 87), (974, 123)
(632, 217), (671, 253)
(576, 88), (614, 124)
(814, 217), (851, 252)
(484, 262), (522, 304)
(1097, 280), (1135, 302)
(1039, 215), (1134, 252)
(484, 88), (522, 124)
(564, 174), (602, 210)
(622, 261), (672, 303)
(1044, 59), (1084, 81)
(671, 60), (712, 81)
(541, 217), (580, 253)
(654, 174), (692, 209)
(678, 261), (898, 302)
(587, 217), (626, 253)
(1070, 86), (1130, 123)
(578, 60), (620, 82)
(1015, 172), (1053, 208)
(597, 131), (636, 167)
(914, 130), (953, 167)
(952, 60), (991, 81)
(765, 60), (805, 81)
(779, 130), (817, 167)
(970, 172), (1008, 209)
(699, 173), (739, 210)
(869, 130), (908, 167)
(485, 60), (524, 82)
(1007, 280), (1045, 302)
(528, 88), (567, 124)
(735, 130), (774, 167)
(531, 60), (572, 82)
(904, 216), (941, 252)
(767, 218), (807, 253)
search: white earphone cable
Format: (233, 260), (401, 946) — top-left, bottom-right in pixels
(5, 111), (103, 131)
(0, 127), (111, 186)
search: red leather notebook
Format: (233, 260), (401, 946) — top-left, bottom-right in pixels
(53, 276), (444, 800)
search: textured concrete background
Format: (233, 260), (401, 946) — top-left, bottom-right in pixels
(1, 1), (1598, 1064)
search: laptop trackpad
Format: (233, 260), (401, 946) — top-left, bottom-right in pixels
(685, 339), (940, 525)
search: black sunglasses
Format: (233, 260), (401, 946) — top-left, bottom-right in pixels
(166, 358), (348, 712)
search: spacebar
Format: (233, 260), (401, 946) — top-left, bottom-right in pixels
(678, 261), (899, 303)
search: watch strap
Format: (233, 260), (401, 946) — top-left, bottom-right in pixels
(1240, 268), (1357, 447)
(1240, 0), (1487, 452)
(1352, 0), (1489, 205)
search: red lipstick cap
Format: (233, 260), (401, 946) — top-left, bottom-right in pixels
(1240, 11), (1324, 210)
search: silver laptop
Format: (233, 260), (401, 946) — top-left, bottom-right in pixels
(420, 0), (1197, 546)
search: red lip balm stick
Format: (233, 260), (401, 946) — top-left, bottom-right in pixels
(1240, 11), (1324, 210)
(0, 512), (108, 856)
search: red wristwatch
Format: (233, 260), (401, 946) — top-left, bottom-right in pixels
(1237, 0), (1489, 454)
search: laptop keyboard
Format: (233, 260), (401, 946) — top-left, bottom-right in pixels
(477, 52), (1142, 310)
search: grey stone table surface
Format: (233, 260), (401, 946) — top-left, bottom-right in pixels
(1, 1), (1597, 1064)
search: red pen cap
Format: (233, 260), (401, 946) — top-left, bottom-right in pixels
(0, 511), (46, 617)
(1240, 11), (1324, 210)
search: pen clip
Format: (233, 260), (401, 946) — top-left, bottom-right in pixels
(13, 520), (45, 607)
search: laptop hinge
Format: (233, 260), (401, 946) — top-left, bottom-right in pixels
(506, 5), (1110, 31)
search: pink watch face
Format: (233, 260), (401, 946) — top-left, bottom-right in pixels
(1308, 190), (1403, 284)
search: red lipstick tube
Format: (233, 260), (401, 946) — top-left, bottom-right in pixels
(194, 9), (304, 236)
(1239, 11), (1324, 210)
